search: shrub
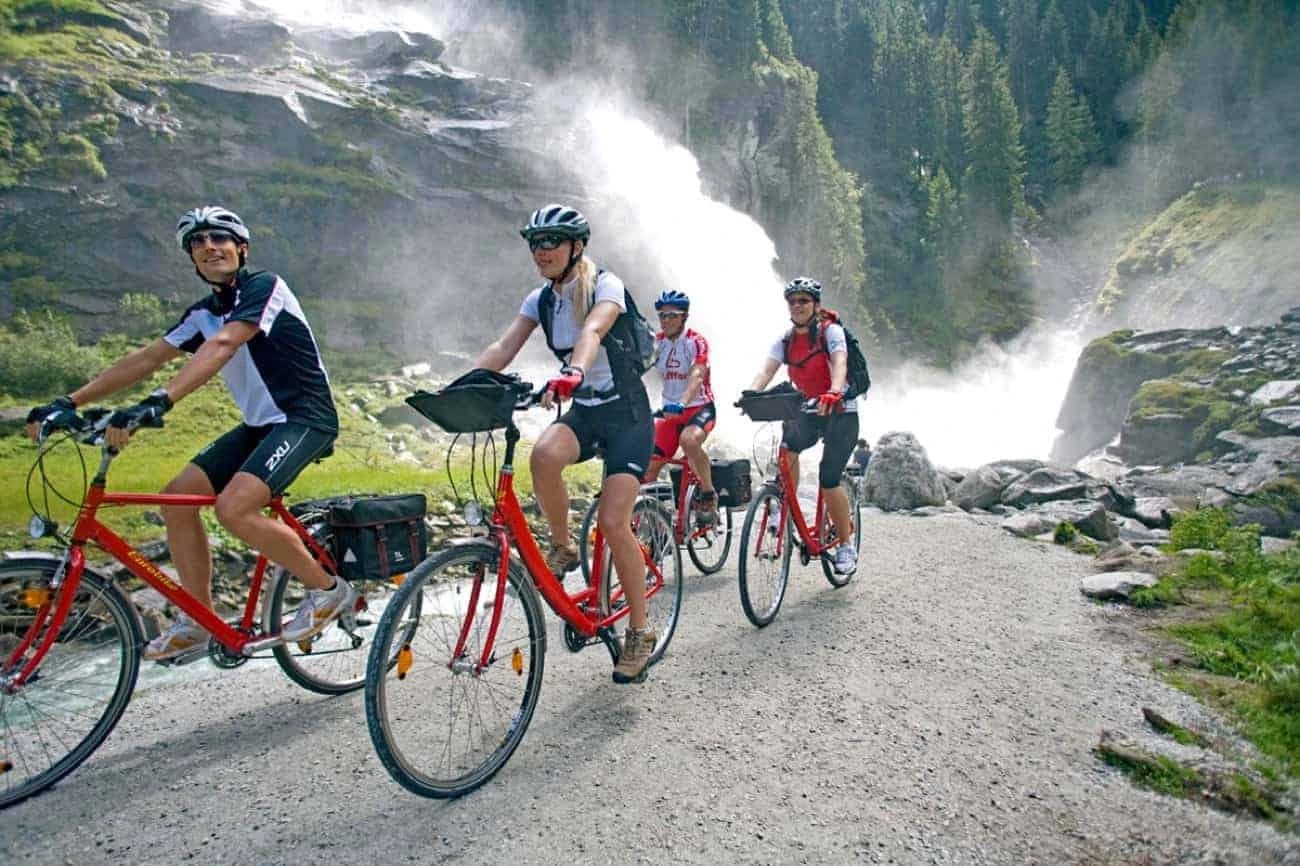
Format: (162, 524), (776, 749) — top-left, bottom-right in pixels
(0, 310), (104, 397)
(1169, 507), (1232, 551)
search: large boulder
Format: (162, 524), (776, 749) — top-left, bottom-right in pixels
(861, 432), (947, 511)
(1080, 571), (1159, 600)
(1259, 406), (1300, 435)
(1000, 467), (1089, 507)
(167, 6), (292, 64)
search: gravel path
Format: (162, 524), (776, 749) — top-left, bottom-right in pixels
(3, 511), (1296, 865)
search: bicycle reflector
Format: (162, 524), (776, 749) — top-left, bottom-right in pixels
(511, 647), (524, 675)
(24, 587), (51, 608)
(397, 644), (413, 680)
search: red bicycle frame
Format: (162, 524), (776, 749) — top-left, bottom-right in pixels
(758, 446), (839, 559)
(447, 425), (667, 672)
(656, 456), (715, 546)
(6, 480), (334, 690)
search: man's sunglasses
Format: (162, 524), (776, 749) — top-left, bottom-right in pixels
(187, 229), (239, 249)
(657, 311), (685, 320)
(527, 234), (570, 252)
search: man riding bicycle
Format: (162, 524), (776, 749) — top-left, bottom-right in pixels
(644, 289), (718, 526)
(746, 277), (860, 575)
(24, 206), (354, 660)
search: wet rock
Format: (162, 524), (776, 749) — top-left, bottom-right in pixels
(1080, 571), (1158, 600)
(953, 463), (1022, 511)
(861, 432), (947, 512)
(167, 7), (291, 64)
(297, 28), (445, 68)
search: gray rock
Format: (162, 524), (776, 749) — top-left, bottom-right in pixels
(953, 463), (1022, 511)
(1232, 501), (1300, 538)
(1259, 405), (1300, 435)
(167, 7), (291, 64)
(1132, 496), (1181, 528)
(1000, 500), (1117, 541)
(1248, 380), (1300, 405)
(1080, 571), (1159, 600)
(1261, 536), (1297, 555)
(1116, 515), (1171, 544)
(297, 28), (446, 67)
(861, 432), (947, 512)
(999, 467), (1089, 507)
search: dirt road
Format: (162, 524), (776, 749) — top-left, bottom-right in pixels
(3, 511), (1295, 865)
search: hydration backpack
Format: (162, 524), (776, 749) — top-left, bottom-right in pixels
(782, 308), (872, 399)
(538, 270), (656, 398)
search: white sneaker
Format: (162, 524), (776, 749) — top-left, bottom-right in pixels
(833, 545), (858, 575)
(281, 578), (359, 641)
(144, 614), (207, 661)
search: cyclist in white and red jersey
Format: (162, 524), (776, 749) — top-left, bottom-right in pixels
(645, 290), (719, 525)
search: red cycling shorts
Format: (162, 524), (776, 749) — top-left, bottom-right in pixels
(652, 402), (717, 459)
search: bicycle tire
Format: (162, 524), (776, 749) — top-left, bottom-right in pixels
(0, 559), (141, 809)
(578, 495), (599, 585)
(268, 516), (421, 695)
(365, 541), (546, 799)
(737, 485), (792, 627)
(684, 481), (733, 575)
(821, 477), (863, 588)
(595, 497), (684, 666)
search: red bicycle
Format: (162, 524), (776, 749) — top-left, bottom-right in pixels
(0, 410), (408, 809)
(735, 389), (861, 627)
(579, 454), (734, 577)
(364, 374), (683, 798)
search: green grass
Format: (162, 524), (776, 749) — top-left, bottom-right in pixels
(1097, 748), (1203, 798)
(1130, 508), (1300, 779)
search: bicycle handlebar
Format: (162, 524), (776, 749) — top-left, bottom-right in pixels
(37, 407), (162, 450)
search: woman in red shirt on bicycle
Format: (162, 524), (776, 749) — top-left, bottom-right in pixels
(746, 277), (859, 574)
(473, 204), (658, 684)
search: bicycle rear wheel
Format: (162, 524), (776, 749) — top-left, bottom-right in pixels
(737, 485), (793, 627)
(596, 497), (684, 665)
(0, 558), (141, 809)
(269, 517), (419, 695)
(365, 542), (546, 798)
(684, 482), (733, 575)
(821, 477), (863, 588)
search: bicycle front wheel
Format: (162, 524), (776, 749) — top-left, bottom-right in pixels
(0, 558), (141, 809)
(269, 517), (418, 695)
(821, 476), (863, 588)
(685, 482), (733, 575)
(365, 542), (546, 799)
(737, 485), (793, 627)
(596, 497), (684, 665)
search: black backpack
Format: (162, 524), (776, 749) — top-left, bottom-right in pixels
(537, 270), (656, 398)
(782, 309), (872, 399)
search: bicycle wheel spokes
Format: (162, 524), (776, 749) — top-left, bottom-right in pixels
(1, 561), (140, 809)
(685, 484), (733, 575)
(366, 543), (545, 799)
(738, 487), (792, 627)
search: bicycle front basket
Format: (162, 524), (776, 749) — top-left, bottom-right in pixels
(737, 384), (805, 422)
(406, 371), (526, 433)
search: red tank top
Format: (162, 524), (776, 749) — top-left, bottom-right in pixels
(785, 328), (832, 399)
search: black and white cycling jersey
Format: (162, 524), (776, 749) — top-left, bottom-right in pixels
(164, 268), (338, 433)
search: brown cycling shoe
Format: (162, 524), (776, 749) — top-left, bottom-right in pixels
(546, 542), (580, 577)
(612, 626), (657, 684)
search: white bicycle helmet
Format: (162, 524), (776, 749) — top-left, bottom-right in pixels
(519, 204), (590, 241)
(783, 276), (822, 302)
(176, 206), (250, 251)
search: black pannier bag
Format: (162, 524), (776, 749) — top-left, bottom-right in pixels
(669, 459), (753, 509)
(328, 494), (429, 581)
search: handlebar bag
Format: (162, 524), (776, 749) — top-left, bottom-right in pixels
(406, 369), (527, 433)
(737, 382), (805, 422)
(328, 494), (429, 581)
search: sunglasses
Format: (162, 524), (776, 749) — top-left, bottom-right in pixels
(187, 229), (238, 249)
(527, 234), (569, 252)
(657, 311), (685, 320)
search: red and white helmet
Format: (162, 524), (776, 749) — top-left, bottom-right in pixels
(175, 206), (250, 251)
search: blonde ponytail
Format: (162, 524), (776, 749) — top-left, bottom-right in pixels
(568, 257), (598, 325)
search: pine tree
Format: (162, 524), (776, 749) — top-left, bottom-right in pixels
(1043, 65), (1098, 191)
(960, 27), (1025, 223)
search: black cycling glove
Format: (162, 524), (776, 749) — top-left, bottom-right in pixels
(108, 390), (173, 431)
(27, 395), (78, 429)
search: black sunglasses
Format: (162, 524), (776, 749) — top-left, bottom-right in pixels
(527, 234), (569, 252)
(187, 229), (238, 249)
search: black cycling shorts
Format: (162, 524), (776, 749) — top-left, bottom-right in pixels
(192, 422), (335, 495)
(781, 411), (860, 489)
(557, 393), (654, 480)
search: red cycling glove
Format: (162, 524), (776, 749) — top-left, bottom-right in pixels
(547, 365), (585, 401)
(817, 391), (844, 413)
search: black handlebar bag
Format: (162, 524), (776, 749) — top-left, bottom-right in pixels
(328, 494), (429, 581)
(406, 368), (529, 433)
